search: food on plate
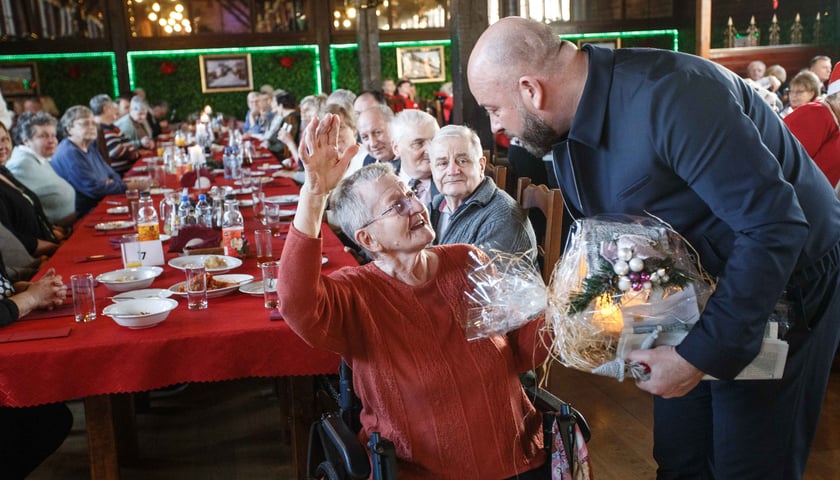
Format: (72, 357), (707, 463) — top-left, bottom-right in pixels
(204, 255), (228, 269)
(177, 273), (238, 293)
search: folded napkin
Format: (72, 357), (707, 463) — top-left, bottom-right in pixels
(168, 225), (221, 252)
(0, 327), (72, 343)
(22, 303), (75, 320)
(179, 168), (213, 189)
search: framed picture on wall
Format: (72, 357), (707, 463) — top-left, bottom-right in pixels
(396, 46), (445, 83)
(199, 54), (253, 93)
(0, 62), (40, 97)
(576, 37), (622, 49)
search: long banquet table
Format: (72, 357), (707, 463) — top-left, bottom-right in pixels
(0, 159), (354, 479)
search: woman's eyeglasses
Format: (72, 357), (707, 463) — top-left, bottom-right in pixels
(360, 190), (416, 229)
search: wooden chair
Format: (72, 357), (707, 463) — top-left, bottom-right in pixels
(517, 177), (564, 284)
(487, 164), (508, 192)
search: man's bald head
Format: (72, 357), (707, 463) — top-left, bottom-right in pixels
(468, 17), (561, 87)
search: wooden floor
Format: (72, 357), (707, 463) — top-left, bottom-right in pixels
(30, 366), (840, 479)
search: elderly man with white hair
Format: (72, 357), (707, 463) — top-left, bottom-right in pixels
(428, 125), (536, 261)
(358, 104), (399, 173)
(390, 109), (439, 205)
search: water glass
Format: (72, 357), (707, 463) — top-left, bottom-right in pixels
(120, 233), (143, 268)
(264, 202), (282, 236)
(70, 273), (97, 322)
(126, 188), (140, 223)
(252, 191), (265, 221)
(254, 229), (273, 265)
(260, 261), (280, 309)
(185, 266), (208, 310)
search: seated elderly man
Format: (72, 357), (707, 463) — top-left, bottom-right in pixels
(114, 96), (155, 150)
(390, 109), (439, 205)
(278, 114), (548, 479)
(90, 94), (139, 175)
(243, 91), (273, 134)
(7, 112), (76, 227)
(429, 125), (536, 260)
(358, 104), (400, 172)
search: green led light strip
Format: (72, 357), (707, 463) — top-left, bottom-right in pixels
(559, 29), (680, 51)
(0, 52), (119, 97)
(329, 40), (451, 90)
(126, 45), (320, 92)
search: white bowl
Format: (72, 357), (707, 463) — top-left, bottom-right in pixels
(96, 267), (162, 292)
(102, 298), (178, 329)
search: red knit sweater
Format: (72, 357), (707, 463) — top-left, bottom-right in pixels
(784, 100), (840, 187)
(278, 226), (547, 479)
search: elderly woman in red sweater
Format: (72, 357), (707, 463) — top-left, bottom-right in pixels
(278, 114), (548, 479)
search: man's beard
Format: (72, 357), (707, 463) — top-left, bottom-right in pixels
(515, 102), (561, 158)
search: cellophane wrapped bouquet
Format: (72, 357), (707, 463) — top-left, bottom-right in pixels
(547, 215), (714, 380)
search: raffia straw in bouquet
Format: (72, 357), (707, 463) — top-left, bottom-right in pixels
(546, 215), (715, 378)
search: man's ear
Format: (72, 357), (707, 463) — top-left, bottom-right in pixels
(355, 228), (381, 253)
(518, 75), (545, 110)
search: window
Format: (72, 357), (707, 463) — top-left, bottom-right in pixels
(332, 0), (447, 32)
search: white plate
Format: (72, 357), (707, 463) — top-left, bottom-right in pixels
(257, 164), (282, 171)
(106, 206), (129, 214)
(150, 187), (175, 195)
(111, 288), (174, 302)
(239, 280), (264, 296)
(267, 209), (296, 219)
(238, 199), (254, 207)
(231, 187), (253, 195)
(169, 274), (254, 298)
(160, 234), (171, 242)
(168, 255), (243, 274)
(264, 194), (299, 205)
(142, 157), (162, 163)
(95, 220), (134, 230)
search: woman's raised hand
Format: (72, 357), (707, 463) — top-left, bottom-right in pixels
(299, 114), (359, 195)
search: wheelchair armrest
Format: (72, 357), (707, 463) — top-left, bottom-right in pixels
(318, 412), (372, 479)
(523, 382), (591, 443)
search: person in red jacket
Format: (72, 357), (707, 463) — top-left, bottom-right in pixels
(784, 62), (840, 188)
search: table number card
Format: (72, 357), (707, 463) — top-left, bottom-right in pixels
(121, 239), (166, 267)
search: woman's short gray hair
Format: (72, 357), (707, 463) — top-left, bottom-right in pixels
(89, 94), (113, 116)
(14, 111), (57, 143)
(330, 163), (395, 243)
(58, 105), (94, 138)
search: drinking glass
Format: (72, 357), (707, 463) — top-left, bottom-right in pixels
(120, 233), (143, 268)
(264, 202), (283, 237)
(254, 229), (273, 265)
(126, 188), (140, 223)
(70, 273), (97, 322)
(252, 191), (265, 221)
(260, 261), (280, 309)
(185, 266), (208, 310)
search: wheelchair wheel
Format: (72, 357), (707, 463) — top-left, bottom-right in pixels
(314, 461), (342, 480)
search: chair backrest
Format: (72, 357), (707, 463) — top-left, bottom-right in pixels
(517, 177), (564, 283)
(487, 164), (508, 193)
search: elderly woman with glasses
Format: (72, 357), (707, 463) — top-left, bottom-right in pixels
(51, 106), (141, 217)
(7, 112), (77, 227)
(278, 114), (549, 480)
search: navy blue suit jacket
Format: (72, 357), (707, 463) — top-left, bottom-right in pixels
(552, 46), (840, 379)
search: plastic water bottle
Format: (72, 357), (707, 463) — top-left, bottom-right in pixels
(177, 194), (195, 228)
(231, 146), (243, 180)
(223, 147), (234, 179)
(195, 194), (213, 228)
(136, 191), (160, 241)
(221, 195), (246, 257)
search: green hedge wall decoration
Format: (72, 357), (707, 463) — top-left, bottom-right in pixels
(6, 58), (114, 114)
(131, 49), (318, 122)
(332, 44), (451, 99)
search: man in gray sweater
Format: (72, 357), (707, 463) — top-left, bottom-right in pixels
(428, 125), (536, 262)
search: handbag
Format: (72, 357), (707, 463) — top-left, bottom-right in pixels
(548, 405), (593, 480)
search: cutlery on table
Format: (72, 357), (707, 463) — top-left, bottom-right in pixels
(73, 254), (122, 263)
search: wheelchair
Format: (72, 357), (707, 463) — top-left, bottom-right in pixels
(307, 361), (590, 480)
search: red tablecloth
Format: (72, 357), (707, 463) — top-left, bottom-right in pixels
(0, 166), (350, 407)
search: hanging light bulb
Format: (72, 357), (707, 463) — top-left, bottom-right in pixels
(148, 11), (158, 20)
(164, 24), (173, 33)
(174, 3), (184, 12)
(342, 18), (351, 28)
(346, 6), (356, 18)
(152, 2), (160, 11)
(158, 18), (166, 26)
